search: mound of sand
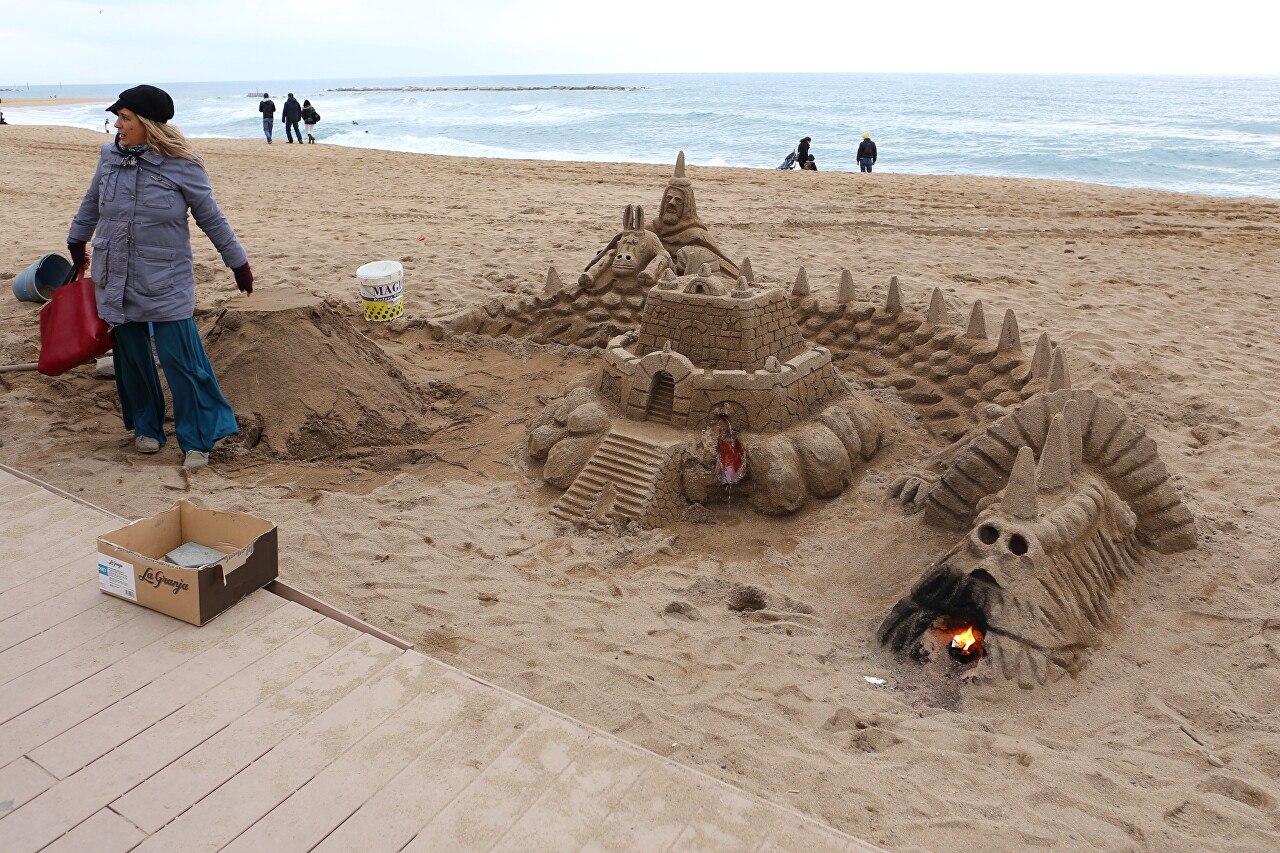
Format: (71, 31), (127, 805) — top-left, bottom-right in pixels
(205, 289), (443, 459)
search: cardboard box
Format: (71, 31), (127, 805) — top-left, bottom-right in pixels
(97, 500), (278, 626)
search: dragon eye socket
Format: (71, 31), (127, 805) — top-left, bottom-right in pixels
(1008, 534), (1029, 555)
(977, 525), (999, 545)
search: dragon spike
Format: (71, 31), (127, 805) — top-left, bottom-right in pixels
(1037, 413), (1072, 492)
(996, 309), (1021, 354)
(837, 269), (856, 303)
(926, 287), (948, 325)
(792, 266), (810, 297)
(1004, 445), (1039, 519)
(736, 275), (750, 290)
(1062, 398), (1084, 473)
(739, 257), (755, 282)
(1047, 348), (1072, 392)
(544, 265), (564, 294)
(884, 275), (903, 313)
(673, 151), (686, 178)
(964, 300), (987, 339)
(1030, 333), (1053, 379)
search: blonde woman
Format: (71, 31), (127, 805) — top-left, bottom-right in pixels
(67, 85), (253, 468)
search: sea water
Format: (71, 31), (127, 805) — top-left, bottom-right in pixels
(6, 73), (1279, 198)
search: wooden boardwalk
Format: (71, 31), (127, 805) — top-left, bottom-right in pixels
(0, 466), (883, 852)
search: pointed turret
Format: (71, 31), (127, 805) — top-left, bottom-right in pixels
(544, 265), (564, 294)
(884, 276), (902, 313)
(739, 257), (755, 283)
(1030, 333), (1052, 380)
(926, 287), (948, 325)
(964, 300), (987, 339)
(1062, 398), (1083, 472)
(792, 266), (810, 297)
(1003, 445), (1039, 519)
(673, 151), (686, 179)
(996, 309), (1021, 354)
(837, 269), (856, 304)
(1047, 348), (1071, 392)
(1037, 413), (1072, 492)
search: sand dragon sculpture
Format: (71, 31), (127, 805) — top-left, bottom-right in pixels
(428, 152), (1198, 687)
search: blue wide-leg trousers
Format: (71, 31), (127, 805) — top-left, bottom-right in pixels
(112, 319), (238, 453)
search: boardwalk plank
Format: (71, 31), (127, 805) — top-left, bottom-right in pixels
(0, 757), (57, 821)
(311, 679), (531, 853)
(0, 504), (102, 573)
(0, 609), (178, 723)
(40, 807), (145, 853)
(578, 767), (710, 853)
(220, 677), (474, 853)
(0, 597), (146, 687)
(400, 714), (592, 852)
(0, 519), (117, 594)
(7, 593), (291, 774)
(0, 617), (355, 853)
(114, 630), (402, 837)
(131, 648), (434, 853)
(491, 732), (649, 851)
(0, 578), (114, 652)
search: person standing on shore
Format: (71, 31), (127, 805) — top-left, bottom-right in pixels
(301, 99), (320, 143)
(282, 93), (303, 144)
(796, 136), (811, 168)
(67, 84), (253, 468)
(857, 132), (877, 172)
(258, 93), (276, 143)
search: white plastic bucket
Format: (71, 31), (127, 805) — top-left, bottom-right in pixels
(355, 260), (404, 322)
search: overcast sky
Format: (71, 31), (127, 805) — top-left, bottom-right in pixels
(3, 0), (1279, 85)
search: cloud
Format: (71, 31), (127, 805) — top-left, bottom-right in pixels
(2, 0), (1278, 84)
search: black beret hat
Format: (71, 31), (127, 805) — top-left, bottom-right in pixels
(106, 84), (175, 124)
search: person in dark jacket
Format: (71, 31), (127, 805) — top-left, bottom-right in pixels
(258, 93), (275, 143)
(801, 155), (818, 171)
(301, 100), (321, 143)
(796, 137), (811, 167)
(857, 133), (877, 172)
(68, 84), (253, 468)
(282, 93), (303, 144)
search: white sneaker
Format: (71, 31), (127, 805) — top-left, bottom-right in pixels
(183, 450), (209, 469)
(135, 436), (160, 454)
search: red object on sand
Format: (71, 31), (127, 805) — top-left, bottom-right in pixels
(716, 437), (746, 484)
(416, 234), (426, 241)
(37, 272), (115, 376)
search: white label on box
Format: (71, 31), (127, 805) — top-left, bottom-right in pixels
(98, 554), (137, 601)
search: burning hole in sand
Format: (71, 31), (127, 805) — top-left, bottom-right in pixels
(940, 619), (984, 665)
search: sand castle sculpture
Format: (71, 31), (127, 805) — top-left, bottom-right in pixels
(428, 152), (1198, 687)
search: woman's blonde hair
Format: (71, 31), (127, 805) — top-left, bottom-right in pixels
(137, 115), (205, 168)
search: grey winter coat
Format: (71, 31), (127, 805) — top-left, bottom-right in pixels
(68, 143), (247, 326)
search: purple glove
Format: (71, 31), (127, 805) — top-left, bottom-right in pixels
(68, 241), (87, 276)
(232, 262), (253, 295)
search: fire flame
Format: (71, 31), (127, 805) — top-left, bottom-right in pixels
(951, 626), (979, 654)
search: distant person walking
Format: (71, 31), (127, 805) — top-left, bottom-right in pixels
(796, 137), (811, 167)
(259, 93), (276, 143)
(301, 99), (320, 143)
(282, 93), (303, 144)
(104, 118), (110, 133)
(857, 132), (877, 172)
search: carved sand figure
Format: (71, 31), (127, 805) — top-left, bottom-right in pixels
(648, 152), (740, 279)
(425, 157), (1198, 688)
(579, 203), (672, 291)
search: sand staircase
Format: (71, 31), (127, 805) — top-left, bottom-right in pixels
(551, 430), (668, 525)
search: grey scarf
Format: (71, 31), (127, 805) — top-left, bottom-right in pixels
(115, 139), (151, 167)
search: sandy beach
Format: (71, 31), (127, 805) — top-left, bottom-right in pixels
(0, 97), (110, 108)
(2, 124), (1279, 852)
